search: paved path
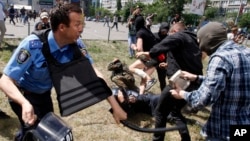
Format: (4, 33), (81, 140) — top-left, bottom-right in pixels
(4, 20), (250, 46)
(4, 20), (158, 41)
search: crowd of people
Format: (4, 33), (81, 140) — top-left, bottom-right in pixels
(0, 1), (52, 49)
(6, 5), (40, 25)
(109, 5), (250, 141)
(0, 2), (250, 141)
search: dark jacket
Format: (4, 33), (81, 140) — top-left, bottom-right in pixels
(8, 7), (15, 18)
(149, 30), (203, 77)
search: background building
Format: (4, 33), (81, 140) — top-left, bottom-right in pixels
(101, 0), (154, 13)
(210, 0), (249, 13)
(184, 0), (250, 14)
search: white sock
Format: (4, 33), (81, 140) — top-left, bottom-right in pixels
(134, 69), (147, 79)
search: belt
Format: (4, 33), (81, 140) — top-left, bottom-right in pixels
(18, 87), (49, 95)
(22, 89), (33, 95)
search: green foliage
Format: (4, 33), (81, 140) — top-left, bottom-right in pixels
(182, 14), (201, 26)
(118, 0), (190, 24)
(185, 0), (192, 3)
(204, 7), (218, 19)
(87, 5), (112, 17)
(87, 46), (102, 53)
(88, 5), (95, 17)
(94, 7), (112, 17)
(143, 1), (169, 23)
(154, 11), (169, 23)
(238, 13), (250, 28)
(119, 2), (146, 23)
(0, 40), (20, 63)
(226, 12), (237, 19)
(118, 2), (132, 21)
(164, 0), (186, 16)
(116, 0), (122, 11)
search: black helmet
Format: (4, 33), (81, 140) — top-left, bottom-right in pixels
(22, 112), (73, 141)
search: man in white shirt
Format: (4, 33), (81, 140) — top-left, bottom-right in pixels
(227, 26), (244, 44)
(227, 26), (238, 40)
(0, 0), (6, 48)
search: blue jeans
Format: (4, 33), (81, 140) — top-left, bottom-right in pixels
(128, 35), (136, 57)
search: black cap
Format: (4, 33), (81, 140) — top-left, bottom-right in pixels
(159, 22), (170, 31)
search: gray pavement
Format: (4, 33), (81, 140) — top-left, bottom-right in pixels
(4, 20), (158, 41)
(4, 20), (250, 46)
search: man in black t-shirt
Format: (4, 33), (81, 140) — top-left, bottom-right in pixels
(8, 4), (15, 25)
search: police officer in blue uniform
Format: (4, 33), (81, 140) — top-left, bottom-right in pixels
(0, 4), (126, 141)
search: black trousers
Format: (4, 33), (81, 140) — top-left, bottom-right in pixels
(156, 66), (167, 91)
(9, 90), (53, 141)
(9, 16), (16, 25)
(111, 22), (118, 30)
(152, 85), (191, 141)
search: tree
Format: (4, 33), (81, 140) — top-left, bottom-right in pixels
(238, 13), (250, 28)
(116, 0), (122, 11)
(204, 7), (218, 19)
(120, 1), (132, 21)
(163, 0), (186, 17)
(97, 8), (112, 17)
(119, 2), (145, 23)
(182, 13), (200, 26)
(88, 5), (96, 17)
(119, 0), (191, 23)
(140, 0), (185, 23)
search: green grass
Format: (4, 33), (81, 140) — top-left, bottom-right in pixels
(0, 39), (208, 141)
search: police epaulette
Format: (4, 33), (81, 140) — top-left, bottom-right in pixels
(29, 39), (43, 49)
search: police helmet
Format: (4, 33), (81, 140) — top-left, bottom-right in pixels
(22, 112), (73, 141)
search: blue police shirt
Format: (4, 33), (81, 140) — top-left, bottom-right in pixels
(4, 31), (94, 94)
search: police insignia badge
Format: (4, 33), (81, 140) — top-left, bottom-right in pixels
(17, 49), (30, 64)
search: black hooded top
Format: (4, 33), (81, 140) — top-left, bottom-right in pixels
(149, 30), (203, 77)
(154, 22), (170, 42)
(134, 16), (158, 52)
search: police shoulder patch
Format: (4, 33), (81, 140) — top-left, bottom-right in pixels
(17, 49), (31, 64)
(29, 39), (43, 49)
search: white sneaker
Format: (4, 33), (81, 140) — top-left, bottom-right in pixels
(145, 78), (157, 91)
